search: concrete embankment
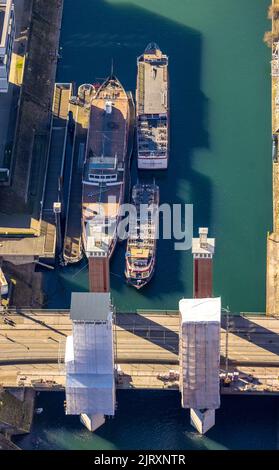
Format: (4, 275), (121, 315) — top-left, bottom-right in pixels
(0, 0), (65, 307)
(0, 388), (35, 450)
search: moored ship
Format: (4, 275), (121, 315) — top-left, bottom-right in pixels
(125, 182), (159, 289)
(136, 43), (169, 169)
(82, 74), (132, 259)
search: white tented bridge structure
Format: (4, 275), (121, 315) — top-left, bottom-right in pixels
(179, 297), (221, 434)
(65, 292), (115, 431)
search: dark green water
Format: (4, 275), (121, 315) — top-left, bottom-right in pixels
(16, 391), (279, 450)
(46, 0), (272, 314)
(31, 0), (276, 451)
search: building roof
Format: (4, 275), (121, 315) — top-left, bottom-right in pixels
(179, 297), (221, 323)
(70, 292), (111, 321)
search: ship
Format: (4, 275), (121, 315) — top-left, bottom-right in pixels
(136, 43), (169, 169)
(82, 74), (132, 259)
(125, 182), (159, 289)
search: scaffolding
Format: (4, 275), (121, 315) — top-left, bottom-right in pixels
(65, 293), (115, 418)
(179, 298), (221, 411)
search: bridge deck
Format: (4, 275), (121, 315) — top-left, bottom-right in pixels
(0, 311), (279, 393)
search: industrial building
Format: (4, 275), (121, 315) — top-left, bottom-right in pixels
(0, 0), (15, 93)
(179, 297), (221, 434)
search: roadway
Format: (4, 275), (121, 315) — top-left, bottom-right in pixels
(0, 311), (279, 392)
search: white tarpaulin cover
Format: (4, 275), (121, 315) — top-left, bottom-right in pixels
(70, 322), (114, 374)
(179, 297), (221, 323)
(179, 297), (221, 410)
(65, 293), (115, 416)
(66, 368), (115, 415)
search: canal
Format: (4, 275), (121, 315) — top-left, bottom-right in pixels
(15, 391), (279, 450)
(44, 0), (273, 314)
(27, 0), (276, 452)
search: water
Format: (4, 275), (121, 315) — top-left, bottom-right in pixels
(15, 391), (279, 450)
(32, 0), (274, 451)
(44, 0), (272, 314)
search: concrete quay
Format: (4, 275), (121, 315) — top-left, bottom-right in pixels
(0, 1), (65, 267)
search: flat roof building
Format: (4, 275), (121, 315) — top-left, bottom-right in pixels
(0, 1), (15, 93)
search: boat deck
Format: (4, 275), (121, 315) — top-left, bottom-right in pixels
(137, 55), (168, 157)
(137, 118), (168, 159)
(137, 61), (168, 115)
(87, 81), (128, 164)
(82, 77), (129, 226)
(82, 183), (121, 223)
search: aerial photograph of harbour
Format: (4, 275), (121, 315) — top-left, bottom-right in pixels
(0, 0), (279, 459)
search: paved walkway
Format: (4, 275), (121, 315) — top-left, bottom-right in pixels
(63, 102), (89, 263)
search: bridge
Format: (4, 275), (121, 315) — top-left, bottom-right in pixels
(0, 309), (279, 394)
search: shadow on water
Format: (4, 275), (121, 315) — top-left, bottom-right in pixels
(14, 391), (279, 450)
(54, 0), (211, 309)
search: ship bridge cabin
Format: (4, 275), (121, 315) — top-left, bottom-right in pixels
(85, 153), (124, 184)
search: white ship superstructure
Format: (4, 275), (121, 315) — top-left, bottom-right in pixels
(136, 43), (169, 169)
(125, 182), (159, 288)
